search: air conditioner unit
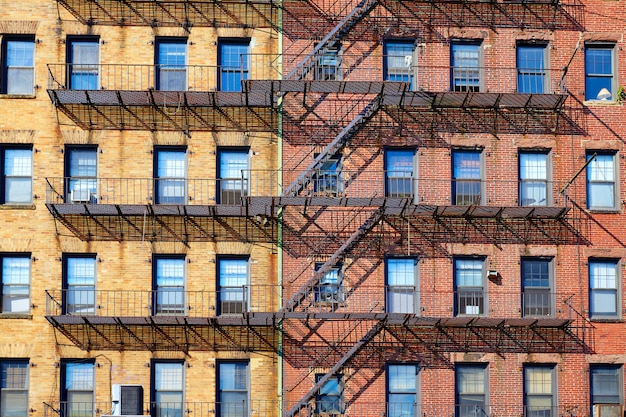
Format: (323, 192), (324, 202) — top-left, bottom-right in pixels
(71, 189), (96, 204)
(594, 404), (623, 417)
(110, 384), (143, 416)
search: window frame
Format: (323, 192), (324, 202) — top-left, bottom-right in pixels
(385, 257), (419, 314)
(0, 254), (31, 315)
(385, 148), (417, 199)
(314, 43), (342, 81)
(155, 37), (187, 91)
(0, 145), (33, 205)
(216, 256), (250, 315)
(152, 255), (186, 316)
(66, 36), (100, 90)
(452, 148), (484, 206)
(455, 363), (488, 417)
(383, 39), (416, 90)
(154, 146), (187, 205)
(150, 360), (185, 417)
(586, 151), (618, 211)
(1, 35), (35, 95)
(217, 147), (249, 204)
(314, 154), (343, 197)
(60, 359), (95, 417)
(590, 365), (622, 407)
(65, 145), (98, 204)
(62, 254), (97, 315)
(453, 257), (486, 317)
(519, 149), (551, 207)
(315, 374), (344, 415)
(523, 364), (556, 417)
(218, 38), (250, 92)
(0, 359), (29, 417)
(450, 40), (482, 93)
(585, 43), (616, 101)
(516, 42), (548, 94)
(386, 363), (420, 417)
(314, 262), (344, 305)
(589, 258), (621, 320)
(521, 257), (555, 318)
(216, 360), (249, 417)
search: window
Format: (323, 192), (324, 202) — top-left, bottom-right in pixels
(455, 364), (487, 417)
(385, 149), (416, 198)
(1, 36), (34, 95)
(519, 151), (550, 206)
(217, 149), (249, 204)
(1, 255), (30, 314)
(218, 39), (249, 92)
(0, 146), (32, 204)
(67, 37), (99, 90)
(387, 364), (419, 417)
(156, 38), (187, 91)
(386, 258), (418, 314)
(63, 255), (96, 315)
(316, 374), (343, 415)
(521, 257), (553, 317)
(0, 360), (28, 417)
(315, 44), (341, 81)
(451, 42), (481, 92)
(152, 361), (184, 417)
(315, 262), (343, 304)
(217, 361), (248, 417)
(517, 43), (547, 94)
(587, 152), (617, 211)
(589, 259), (620, 319)
(154, 147), (186, 205)
(314, 155), (342, 197)
(585, 44), (616, 101)
(454, 257), (484, 316)
(65, 146), (97, 204)
(590, 365), (622, 407)
(452, 149), (483, 206)
(61, 360), (94, 417)
(217, 257), (249, 315)
(524, 365), (555, 417)
(153, 256), (185, 315)
(384, 40), (415, 90)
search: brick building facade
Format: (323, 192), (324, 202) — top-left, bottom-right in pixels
(0, 1), (624, 417)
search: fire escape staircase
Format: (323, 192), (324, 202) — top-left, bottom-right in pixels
(285, 320), (386, 417)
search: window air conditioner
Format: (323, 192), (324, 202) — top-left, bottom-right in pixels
(109, 384), (144, 416)
(594, 404), (623, 417)
(71, 189), (96, 204)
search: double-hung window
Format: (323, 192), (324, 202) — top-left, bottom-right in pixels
(218, 39), (250, 92)
(451, 41), (481, 92)
(524, 365), (555, 417)
(217, 361), (249, 417)
(387, 364), (419, 417)
(0, 360), (29, 417)
(1, 146), (32, 204)
(153, 256), (185, 315)
(384, 40), (416, 90)
(61, 360), (94, 417)
(217, 149), (249, 204)
(590, 365), (622, 414)
(521, 257), (553, 317)
(1, 255), (30, 314)
(452, 149), (483, 206)
(454, 257), (485, 316)
(517, 43), (547, 94)
(519, 151), (550, 206)
(314, 155), (342, 197)
(585, 43), (616, 101)
(1, 36), (34, 95)
(152, 361), (184, 417)
(67, 37), (99, 90)
(456, 364), (487, 417)
(315, 44), (341, 81)
(386, 258), (418, 314)
(586, 152), (617, 211)
(155, 147), (187, 205)
(66, 146), (97, 204)
(316, 374), (343, 415)
(217, 257), (249, 315)
(315, 262), (343, 304)
(63, 255), (96, 315)
(385, 149), (416, 198)
(589, 259), (620, 319)
(156, 38), (187, 91)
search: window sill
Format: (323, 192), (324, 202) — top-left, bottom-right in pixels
(589, 318), (623, 323)
(583, 99), (620, 107)
(0, 94), (37, 99)
(0, 204), (36, 210)
(587, 208), (621, 214)
(0, 313), (33, 319)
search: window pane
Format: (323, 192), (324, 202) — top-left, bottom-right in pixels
(452, 43), (480, 92)
(517, 45), (546, 94)
(69, 41), (99, 90)
(591, 366), (620, 404)
(587, 154), (615, 209)
(386, 150), (415, 197)
(453, 150), (481, 205)
(155, 363), (183, 390)
(455, 259), (482, 287)
(219, 363), (248, 390)
(5, 40), (34, 95)
(5, 149), (32, 203)
(219, 42), (249, 92)
(385, 41), (414, 88)
(157, 41), (187, 91)
(2, 257), (30, 313)
(590, 261), (618, 317)
(585, 46), (614, 100)
(65, 363), (93, 391)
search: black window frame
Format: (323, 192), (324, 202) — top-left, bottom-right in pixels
(0, 145), (33, 205)
(1, 35), (35, 95)
(0, 253), (31, 315)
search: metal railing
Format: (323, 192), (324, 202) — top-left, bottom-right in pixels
(45, 287), (581, 320)
(46, 175), (569, 208)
